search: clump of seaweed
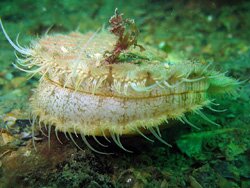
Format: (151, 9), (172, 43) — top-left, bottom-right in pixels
(104, 8), (145, 64)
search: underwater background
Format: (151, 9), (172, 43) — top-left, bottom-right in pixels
(0, 0), (249, 187)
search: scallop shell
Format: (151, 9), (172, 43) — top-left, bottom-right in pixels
(0, 20), (238, 152)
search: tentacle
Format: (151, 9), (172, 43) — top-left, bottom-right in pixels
(15, 60), (37, 70)
(181, 77), (205, 83)
(69, 132), (84, 151)
(208, 72), (228, 79)
(55, 127), (63, 144)
(200, 62), (212, 75)
(113, 79), (122, 93)
(130, 82), (156, 92)
(209, 99), (220, 106)
(44, 122), (48, 131)
(80, 133), (112, 155)
(38, 119), (48, 137)
(0, 19), (32, 56)
(117, 135), (133, 152)
(15, 33), (28, 51)
(163, 80), (184, 88)
(72, 28), (101, 77)
(27, 65), (49, 80)
(236, 79), (248, 85)
(206, 106), (227, 113)
(194, 109), (221, 127)
(181, 115), (201, 130)
(110, 133), (133, 153)
(48, 124), (52, 149)
(134, 127), (154, 143)
(14, 52), (33, 66)
(148, 127), (172, 147)
(31, 115), (37, 151)
(155, 126), (162, 137)
(73, 125), (79, 138)
(96, 75), (108, 89)
(93, 135), (108, 147)
(12, 62), (44, 73)
(74, 73), (88, 92)
(177, 116), (185, 124)
(123, 82), (129, 95)
(44, 25), (54, 36)
(63, 72), (73, 88)
(63, 128), (70, 140)
(101, 129), (111, 143)
(155, 81), (165, 88)
(37, 66), (50, 81)
(91, 78), (99, 94)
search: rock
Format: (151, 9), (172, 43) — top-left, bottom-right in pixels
(0, 132), (15, 145)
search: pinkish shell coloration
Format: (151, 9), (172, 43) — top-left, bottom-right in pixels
(0, 19), (238, 153)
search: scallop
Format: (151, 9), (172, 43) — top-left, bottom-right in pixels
(0, 19), (238, 153)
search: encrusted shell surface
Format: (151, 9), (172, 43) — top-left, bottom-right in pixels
(22, 31), (238, 137)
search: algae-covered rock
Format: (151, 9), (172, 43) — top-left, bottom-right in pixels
(176, 128), (250, 160)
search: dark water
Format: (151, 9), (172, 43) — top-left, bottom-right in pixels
(0, 0), (249, 187)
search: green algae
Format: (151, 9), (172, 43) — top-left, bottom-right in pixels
(176, 128), (250, 160)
